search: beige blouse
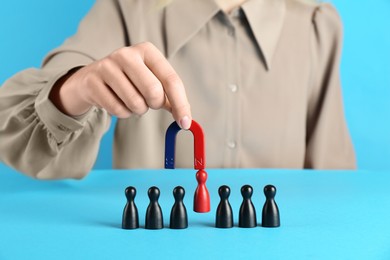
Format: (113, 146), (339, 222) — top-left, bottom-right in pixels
(0, 0), (356, 179)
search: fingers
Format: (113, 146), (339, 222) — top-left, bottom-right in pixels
(88, 78), (132, 118)
(99, 59), (149, 115)
(118, 53), (166, 110)
(163, 98), (172, 113)
(133, 42), (192, 129)
(84, 43), (192, 129)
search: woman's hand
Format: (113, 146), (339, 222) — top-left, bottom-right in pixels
(49, 42), (192, 129)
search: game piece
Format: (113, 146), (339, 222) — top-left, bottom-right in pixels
(165, 120), (210, 213)
(145, 186), (164, 229)
(261, 185), (280, 227)
(164, 120), (206, 169)
(122, 186), (139, 229)
(239, 185), (257, 228)
(170, 186), (188, 229)
(215, 185), (233, 228)
(193, 169), (211, 213)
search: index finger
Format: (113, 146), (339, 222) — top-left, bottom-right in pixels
(139, 43), (192, 130)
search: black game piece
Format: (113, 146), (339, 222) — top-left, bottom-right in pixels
(122, 186), (139, 229)
(239, 185), (257, 228)
(169, 186), (188, 229)
(215, 185), (233, 228)
(145, 186), (164, 229)
(261, 185), (280, 227)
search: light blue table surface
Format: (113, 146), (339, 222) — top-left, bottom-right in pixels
(1, 164), (389, 260)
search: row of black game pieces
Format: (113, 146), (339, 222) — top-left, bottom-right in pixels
(217, 184), (280, 228)
(122, 186), (187, 229)
(122, 184), (280, 230)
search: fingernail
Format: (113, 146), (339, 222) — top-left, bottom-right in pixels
(180, 116), (191, 130)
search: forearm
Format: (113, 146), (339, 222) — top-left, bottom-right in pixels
(0, 68), (110, 179)
(49, 67), (93, 117)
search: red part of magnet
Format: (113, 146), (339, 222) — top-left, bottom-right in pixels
(189, 120), (205, 170)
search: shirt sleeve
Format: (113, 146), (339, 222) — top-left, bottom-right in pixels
(304, 3), (356, 169)
(0, 0), (127, 179)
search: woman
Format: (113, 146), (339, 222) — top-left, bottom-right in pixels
(0, 0), (356, 179)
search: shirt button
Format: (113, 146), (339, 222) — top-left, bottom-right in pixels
(227, 141), (236, 149)
(228, 84), (238, 93)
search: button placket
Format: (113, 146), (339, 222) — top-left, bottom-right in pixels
(223, 12), (240, 167)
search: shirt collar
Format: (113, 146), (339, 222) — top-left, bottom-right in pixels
(242, 0), (286, 70)
(165, 0), (220, 59)
(165, 0), (286, 70)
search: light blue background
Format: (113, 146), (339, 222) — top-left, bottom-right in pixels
(1, 1), (389, 170)
(1, 167), (390, 259)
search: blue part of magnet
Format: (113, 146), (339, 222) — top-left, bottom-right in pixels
(165, 121), (181, 169)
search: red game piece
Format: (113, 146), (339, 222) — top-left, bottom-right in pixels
(193, 169), (210, 213)
(164, 120), (210, 213)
